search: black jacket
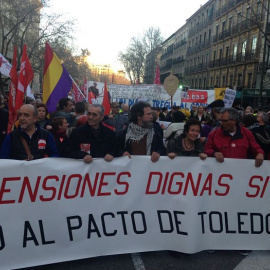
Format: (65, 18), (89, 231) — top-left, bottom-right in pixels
(65, 123), (117, 159)
(0, 125), (59, 160)
(116, 125), (166, 156)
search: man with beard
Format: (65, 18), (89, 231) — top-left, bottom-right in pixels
(116, 101), (165, 162)
(204, 107), (264, 167)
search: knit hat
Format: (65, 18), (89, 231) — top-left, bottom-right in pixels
(207, 99), (224, 108)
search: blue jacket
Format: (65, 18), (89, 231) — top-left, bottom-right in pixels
(0, 125), (59, 160)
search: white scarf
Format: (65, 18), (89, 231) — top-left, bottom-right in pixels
(125, 123), (154, 155)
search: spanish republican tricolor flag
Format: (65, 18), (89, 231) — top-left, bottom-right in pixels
(42, 42), (72, 113)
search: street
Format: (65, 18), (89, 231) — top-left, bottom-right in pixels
(20, 250), (270, 270)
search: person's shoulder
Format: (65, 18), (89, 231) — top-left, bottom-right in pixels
(101, 123), (116, 134)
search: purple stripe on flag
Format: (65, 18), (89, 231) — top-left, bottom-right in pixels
(46, 66), (72, 113)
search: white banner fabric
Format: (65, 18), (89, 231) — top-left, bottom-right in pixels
(0, 53), (12, 77)
(87, 81), (216, 109)
(1, 157), (270, 269)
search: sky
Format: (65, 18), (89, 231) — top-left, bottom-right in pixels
(49, 0), (209, 71)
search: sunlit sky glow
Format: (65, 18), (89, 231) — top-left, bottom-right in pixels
(50, 0), (209, 70)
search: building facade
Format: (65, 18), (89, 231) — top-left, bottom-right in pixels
(158, 0), (270, 107)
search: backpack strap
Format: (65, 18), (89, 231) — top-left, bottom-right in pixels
(20, 136), (33, 161)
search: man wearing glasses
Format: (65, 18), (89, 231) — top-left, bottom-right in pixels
(204, 107), (264, 167)
(65, 104), (117, 163)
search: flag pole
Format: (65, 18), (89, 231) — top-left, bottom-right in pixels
(69, 75), (86, 99)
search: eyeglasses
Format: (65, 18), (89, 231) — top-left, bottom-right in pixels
(113, 106), (120, 108)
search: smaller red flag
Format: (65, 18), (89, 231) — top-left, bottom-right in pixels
(8, 47), (18, 133)
(102, 81), (111, 115)
(15, 44), (34, 110)
(154, 65), (160, 84)
(88, 87), (96, 104)
(82, 77), (87, 98)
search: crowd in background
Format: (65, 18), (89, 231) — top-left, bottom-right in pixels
(0, 94), (270, 164)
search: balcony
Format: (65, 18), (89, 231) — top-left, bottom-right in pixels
(174, 39), (187, 49)
(172, 56), (185, 64)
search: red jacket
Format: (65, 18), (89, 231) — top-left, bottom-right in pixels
(204, 125), (264, 159)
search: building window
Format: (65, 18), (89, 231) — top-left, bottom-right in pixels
(222, 75), (226, 87)
(238, 74), (242, 86)
(222, 21), (226, 32)
(233, 44), (237, 61)
(242, 40), (247, 59)
(257, 1), (261, 18)
(216, 76), (220, 87)
(230, 74), (233, 87)
(219, 48), (223, 59)
(210, 77), (213, 87)
(251, 36), (257, 55)
(247, 73), (252, 88)
(246, 7), (250, 20)
(229, 17), (232, 31)
(213, 51), (217, 62)
(226, 46), (229, 61)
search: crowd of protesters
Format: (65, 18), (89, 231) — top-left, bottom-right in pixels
(0, 94), (270, 257)
(0, 95), (270, 166)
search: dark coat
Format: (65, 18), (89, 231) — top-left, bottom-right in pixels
(116, 125), (166, 156)
(0, 125), (59, 160)
(65, 123), (117, 159)
(167, 134), (204, 156)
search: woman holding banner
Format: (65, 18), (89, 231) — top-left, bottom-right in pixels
(167, 118), (207, 160)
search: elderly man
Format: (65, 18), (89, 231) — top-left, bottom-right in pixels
(204, 107), (264, 167)
(0, 104), (59, 160)
(117, 101), (165, 162)
(65, 104), (117, 163)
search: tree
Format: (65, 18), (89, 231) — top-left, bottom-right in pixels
(0, 0), (76, 95)
(118, 26), (163, 84)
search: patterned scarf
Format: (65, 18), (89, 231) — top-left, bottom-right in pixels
(125, 122), (154, 155)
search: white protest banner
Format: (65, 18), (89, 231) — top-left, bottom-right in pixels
(0, 157), (270, 269)
(224, 88), (236, 107)
(0, 53), (12, 77)
(89, 81), (216, 109)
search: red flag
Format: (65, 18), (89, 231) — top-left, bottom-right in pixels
(15, 44), (34, 110)
(88, 89), (96, 104)
(72, 79), (84, 102)
(82, 76), (87, 98)
(154, 65), (160, 84)
(72, 82), (80, 102)
(8, 47), (18, 133)
(102, 81), (111, 115)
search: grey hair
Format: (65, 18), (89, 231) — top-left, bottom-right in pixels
(259, 112), (269, 123)
(88, 104), (105, 116)
(220, 107), (239, 122)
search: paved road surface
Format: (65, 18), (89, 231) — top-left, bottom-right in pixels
(19, 250), (270, 270)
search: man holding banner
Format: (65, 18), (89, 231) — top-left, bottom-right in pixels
(0, 104), (59, 160)
(65, 104), (117, 163)
(205, 107), (264, 167)
(117, 101), (165, 162)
